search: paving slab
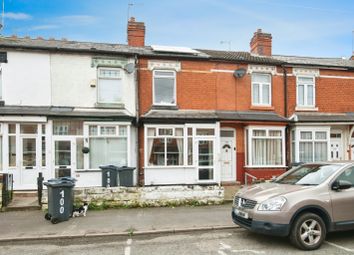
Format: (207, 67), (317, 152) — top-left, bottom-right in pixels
(0, 204), (236, 241)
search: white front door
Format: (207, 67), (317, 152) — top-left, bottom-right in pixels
(330, 132), (343, 160)
(20, 136), (39, 189)
(220, 129), (236, 181)
(53, 137), (76, 178)
(196, 138), (215, 182)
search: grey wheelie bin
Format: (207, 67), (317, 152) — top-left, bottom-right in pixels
(100, 165), (119, 187)
(100, 165), (136, 187)
(44, 178), (76, 224)
(117, 167), (135, 187)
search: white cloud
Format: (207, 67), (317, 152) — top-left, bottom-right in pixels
(28, 25), (59, 31)
(4, 12), (32, 20)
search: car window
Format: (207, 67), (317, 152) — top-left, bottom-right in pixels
(275, 164), (341, 185)
(335, 167), (354, 187)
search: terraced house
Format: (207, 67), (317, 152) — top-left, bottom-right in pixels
(0, 17), (353, 190)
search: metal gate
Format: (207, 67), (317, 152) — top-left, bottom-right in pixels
(1, 173), (13, 208)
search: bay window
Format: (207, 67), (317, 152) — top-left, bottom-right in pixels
(291, 127), (330, 163)
(87, 124), (128, 168)
(147, 127), (184, 166)
(246, 126), (285, 167)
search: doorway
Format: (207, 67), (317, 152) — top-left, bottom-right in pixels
(53, 137), (76, 178)
(220, 129), (236, 182)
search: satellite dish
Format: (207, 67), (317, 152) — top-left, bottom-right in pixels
(124, 63), (135, 74)
(233, 68), (246, 78)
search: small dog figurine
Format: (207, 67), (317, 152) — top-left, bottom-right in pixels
(72, 202), (89, 217)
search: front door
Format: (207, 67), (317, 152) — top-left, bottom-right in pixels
(53, 138), (76, 178)
(220, 129), (236, 181)
(20, 137), (39, 189)
(196, 139), (214, 182)
(330, 132), (342, 160)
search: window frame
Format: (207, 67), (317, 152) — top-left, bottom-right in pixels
(296, 75), (316, 108)
(83, 122), (130, 170)
(144, 124), (217, 169)
(97, 67), (124, 104)
(245, 126), (286, 168)
(152, 69), (177, 106)
(251, 73), (272, 106)
(291, 127), (330, 163)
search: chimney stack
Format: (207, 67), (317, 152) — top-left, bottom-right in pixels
(127, 17), (145, 47)
(250, 29), (272, 56)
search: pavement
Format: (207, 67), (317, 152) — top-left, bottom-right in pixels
(0, 203), (237, 242)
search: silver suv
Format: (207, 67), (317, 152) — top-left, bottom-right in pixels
(232, 162), (354, 250)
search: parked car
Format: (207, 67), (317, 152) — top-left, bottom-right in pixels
(232, 162), (354, 250)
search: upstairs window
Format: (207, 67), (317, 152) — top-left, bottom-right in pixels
(251, 73), (271, 106)
(297, 76), (315, 107)
(98, 68), (123, 104)
(153, 70), (176, 105)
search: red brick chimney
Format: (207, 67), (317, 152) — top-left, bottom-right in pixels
(250, 29), (272, 56)
(127, 17), (145, 47)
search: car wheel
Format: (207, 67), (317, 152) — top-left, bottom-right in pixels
(290, 212), (326, 250)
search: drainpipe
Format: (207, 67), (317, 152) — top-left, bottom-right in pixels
(282, 66), (289, 169)
(134, 54), (141, 186)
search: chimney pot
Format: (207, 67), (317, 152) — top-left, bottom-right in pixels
(250, 28), (272, 56)
(127, 17), (145, 47)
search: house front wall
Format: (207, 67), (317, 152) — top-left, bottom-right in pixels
(138, 57), (287, 185)
(2, 51), (51, 106)
(51, 53), (136, 114)
(0, 49), (138, 190)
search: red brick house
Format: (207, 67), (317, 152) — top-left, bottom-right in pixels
(128, 17), (354, 186)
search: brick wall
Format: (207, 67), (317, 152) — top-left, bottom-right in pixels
(288, 68), (354, 115)
(139, 58), (285, 115)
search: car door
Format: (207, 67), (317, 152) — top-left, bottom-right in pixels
(330, 166), (354, 230)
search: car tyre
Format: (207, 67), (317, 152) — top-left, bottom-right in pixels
(290, 212), (326, 250)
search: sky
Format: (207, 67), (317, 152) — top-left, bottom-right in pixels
(1, 0), (353, 58)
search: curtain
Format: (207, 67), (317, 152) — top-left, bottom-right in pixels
(98, 78), (122, 103)
(176, 138), (183, 165)
(314, 142), (327, 161)
(252, 138), (282, 166)
(147, 138), (154, 166)
(90, 137), (127, 168)
(154, 77), (174, 104)
(299, 142), (313, 162)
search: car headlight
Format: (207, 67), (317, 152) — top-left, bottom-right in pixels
(258, 196), (287, 211)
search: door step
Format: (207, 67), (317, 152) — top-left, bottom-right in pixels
(13, 191), (37, 198)
(3, 192), (40, 211)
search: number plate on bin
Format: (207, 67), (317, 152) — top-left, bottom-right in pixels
(234, 208), (248, 219)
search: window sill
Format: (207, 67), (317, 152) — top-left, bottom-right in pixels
(250, 105), (275, 111)
(75, 169), (102, 173)
(144, 165), (195, 169)
(95, 102), (125, 109)
(244, 165), (287, 169)
(151, 105), (179, 110)
(295, 106), (318, 112)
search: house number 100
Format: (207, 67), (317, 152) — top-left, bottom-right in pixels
(59, 190), (65, 214)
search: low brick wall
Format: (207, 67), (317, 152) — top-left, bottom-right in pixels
(42, 185), (224, 208)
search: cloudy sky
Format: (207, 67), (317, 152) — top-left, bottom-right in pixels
(1, 0), (353, 57)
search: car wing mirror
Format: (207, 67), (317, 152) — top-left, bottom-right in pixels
(332, 180), (352, 191)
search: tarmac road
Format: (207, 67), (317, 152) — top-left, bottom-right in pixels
(1, 228), (354, 255)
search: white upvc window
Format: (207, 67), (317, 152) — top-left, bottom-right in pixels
(297, 76), (315, 108)
(153, 70), (176, 106)
(97, 68), (123, 104)
(84, 123), (129, 169)
(251, 73), (271, 106)
(145, 124), (217, 168)
(291, 127), (330, 163)
(246, 126), (285, 167)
